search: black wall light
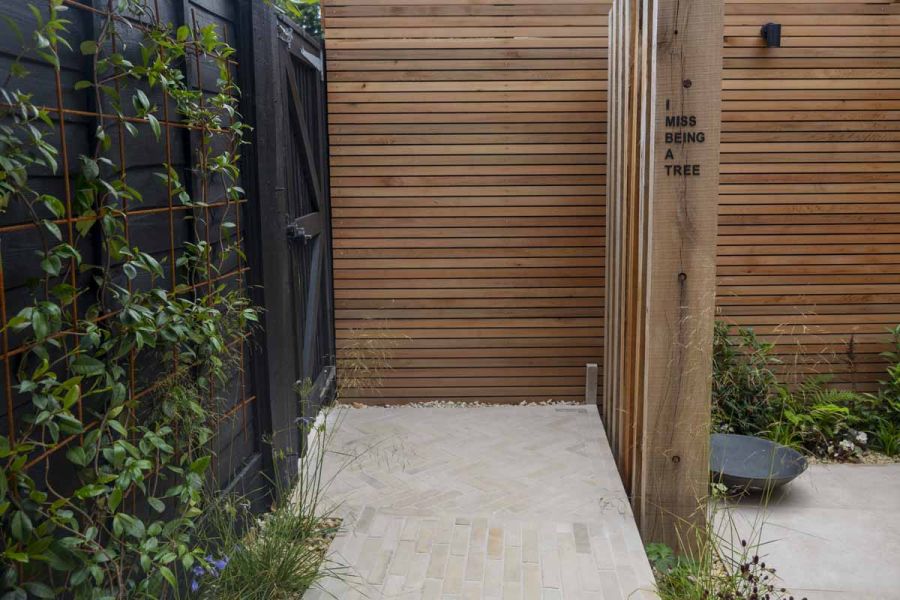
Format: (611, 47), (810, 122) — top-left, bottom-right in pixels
(761, 22), (782, 48)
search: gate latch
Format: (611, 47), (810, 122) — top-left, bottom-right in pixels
(286, 212), (322, 245)
(287, 220), (313, 244)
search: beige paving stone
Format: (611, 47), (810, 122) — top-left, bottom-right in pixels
(306, 406), (657, 599)
(522, 528), (539, 564)
(390, 540), (416, 576)
(502, 581), (523, 600)
(487, 527), (504, 559)
(503, 544), (522, 583)
(523, 563), (542, 600)
(484, 559), (504, 598)
(369, 549), (395, 585)
(427, 543), (451, 579)
(464, 549), (485, 582)
(442, 555), (466, 595)
(462, 581), (483, 600)
(451, 523), (471, 556)
(405, 551), (431, 591)
(423, 578), (443, 600)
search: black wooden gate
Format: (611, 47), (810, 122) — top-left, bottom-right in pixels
(238, 1), (335, 487)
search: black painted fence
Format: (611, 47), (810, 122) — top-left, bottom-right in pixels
(0, 0), (334, 504)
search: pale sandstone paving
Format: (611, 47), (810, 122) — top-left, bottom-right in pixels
(303, 406), (657, 599)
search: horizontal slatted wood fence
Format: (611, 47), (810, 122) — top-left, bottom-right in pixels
(321, 0), (899, 406)
(322, 0), (611, 404)
(719, 0), (900, 391)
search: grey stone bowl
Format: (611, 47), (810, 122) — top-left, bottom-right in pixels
(710, 433), (808, 491)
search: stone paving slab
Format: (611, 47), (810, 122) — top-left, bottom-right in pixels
(722, 463), (900, 600)
(304, 406), (657, 599)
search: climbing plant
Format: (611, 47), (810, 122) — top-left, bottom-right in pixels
(0, 0), (257, 597)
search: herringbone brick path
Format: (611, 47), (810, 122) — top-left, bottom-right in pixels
(304, 406), (657, 599)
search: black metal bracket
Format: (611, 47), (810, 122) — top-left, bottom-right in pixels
(286, 211), (322, 244)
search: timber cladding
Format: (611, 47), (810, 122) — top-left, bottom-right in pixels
(322, 0), (610, 403)
(321, 0), (899, 404)
(719, 0), (900, 391)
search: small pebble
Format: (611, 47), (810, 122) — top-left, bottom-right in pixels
(345, 399), (584, 409)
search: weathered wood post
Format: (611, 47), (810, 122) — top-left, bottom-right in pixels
(641, 0), (723, 550)
(604, 0), (723, 551)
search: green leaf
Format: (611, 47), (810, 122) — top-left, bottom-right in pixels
(31, 310), (49, 340)
(70, 355), (105, 377)
(133, 89), (150, 112)
(39, 254), (62, 276)
(40, 194), (66, 218)
(188, 455), (211, 475)
(176, 25), (190, 42)
(147, 114), (161, 140)
(74, 80), (92, 90)
(10, 511), (32, 542)
(80, 157), (100, 181)
(23, 582), (54, 598)
(147, 497), (165, 513)
(79, 40), (98, 55)
(42, 220), (62, 241)
(108, 488), (122, 513)
(159, 565), (176, 588)
(65, 447), (88, 467)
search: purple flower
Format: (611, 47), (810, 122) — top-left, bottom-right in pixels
(190, 578), (200, 593)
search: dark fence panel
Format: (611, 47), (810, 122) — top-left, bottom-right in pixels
(0, 0), (333, 508)
(238, 0), (335, 487)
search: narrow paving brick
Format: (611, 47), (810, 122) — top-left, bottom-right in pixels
(523, 563), (542, 600)
(427, 543), (451, 579)
(503, 581), (524, 600)
(389, 540), (416, 576)
(484, 559), (504, 598)
(451, 523), (471, 556)
(416, 519), (436, 553)
(462, 581), (483, 600)
(465, 549), (486, 582)
(522, 528), (540, 564)
(504, 544), (523, 583)
(573, 523), (592, 554)
(367, 549), (394, 585)
(405, 551), (430, 591)
(442, 554), (466, 595)
(487, 527), (504, 559)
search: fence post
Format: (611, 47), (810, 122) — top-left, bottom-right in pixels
(639, 0), (723, 550)
(605, 0), (722, 551)
(238, 0), (301, 492)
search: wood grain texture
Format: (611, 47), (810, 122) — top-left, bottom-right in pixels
(719, 0), (900, 391)
(605, 0), (721, 551)
(322, 0), (610, 404)
(321, 0), (899, 407)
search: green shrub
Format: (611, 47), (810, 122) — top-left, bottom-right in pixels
(713, 321), (900, 461)
(712, 321), (780, 435)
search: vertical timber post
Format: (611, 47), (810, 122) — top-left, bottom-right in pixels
(240, 0), (300, 492)
(640, 0), (723, 549)
(585, 364), (599, 406)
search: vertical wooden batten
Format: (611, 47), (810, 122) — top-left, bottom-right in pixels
(605, 0), (723, 550)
